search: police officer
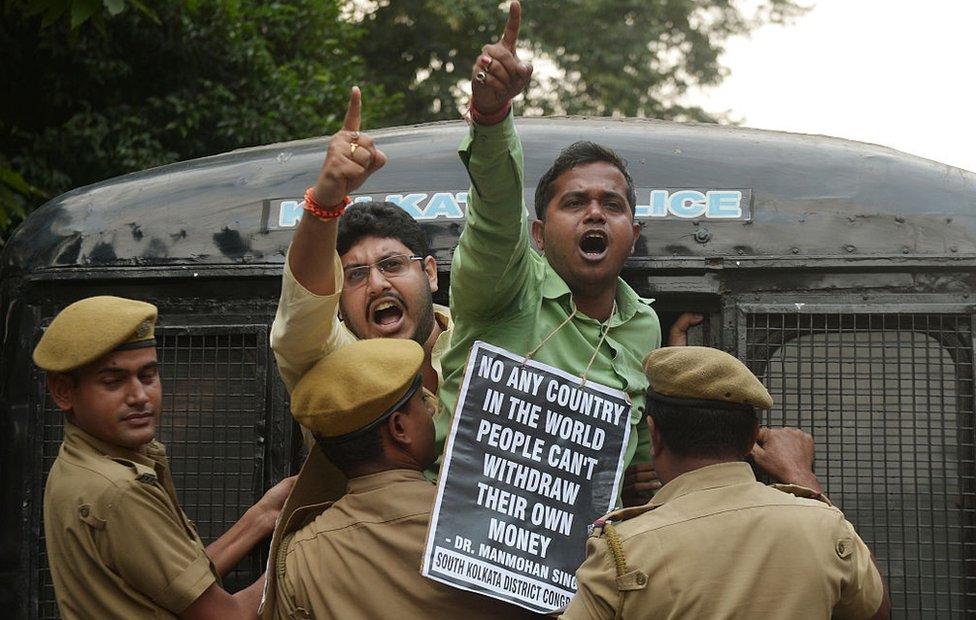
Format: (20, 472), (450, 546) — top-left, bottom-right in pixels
(36, 296), (294, 619)
(261, 338), (539, 619)
(562, 346), (891, 619)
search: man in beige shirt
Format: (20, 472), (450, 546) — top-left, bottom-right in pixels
(269, 88), (449, 401)
(562, 346), (891, 619)
(261, 338), (540, 619)
(37, 296), (294, 619)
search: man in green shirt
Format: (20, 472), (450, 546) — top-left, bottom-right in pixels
(437, 1), (687, 501)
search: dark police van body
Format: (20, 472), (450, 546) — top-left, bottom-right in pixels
(2, 117), (975, 618)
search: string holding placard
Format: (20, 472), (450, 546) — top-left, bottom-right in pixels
(521, 300), (617, 388)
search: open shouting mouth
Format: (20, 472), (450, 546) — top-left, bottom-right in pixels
(369, 296), (407, 335)
(579, 229), (609, 261)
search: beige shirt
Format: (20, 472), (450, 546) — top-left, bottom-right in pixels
(563, 462), (884, 620)
(270, 251), (452, 393)
(43, 423), (217, 619)
(265, 463), (540, 620)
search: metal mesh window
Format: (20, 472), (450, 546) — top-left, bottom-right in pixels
(34, 325), (270, 618)
(741, 311), (976, 618)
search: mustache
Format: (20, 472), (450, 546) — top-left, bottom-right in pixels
(368, 292), (407, 313)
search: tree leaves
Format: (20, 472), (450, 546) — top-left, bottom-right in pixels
(0, 0), (396, 238)
(355, 0), (804, 123)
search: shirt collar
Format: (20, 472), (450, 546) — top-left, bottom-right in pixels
(540, 261), (653, 327)
(649, 462), (756, 508)
(346, 468), (430, 494)
(62, 421), (161, 469)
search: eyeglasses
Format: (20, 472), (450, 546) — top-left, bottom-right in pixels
(343, 254), (424, 288)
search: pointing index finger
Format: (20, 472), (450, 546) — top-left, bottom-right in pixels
(500, 1), (521, 52)
(342, 86), (361, 133)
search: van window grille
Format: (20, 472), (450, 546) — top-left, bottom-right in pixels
(35, 326), (269, 619)
(741, 312), (975, 618)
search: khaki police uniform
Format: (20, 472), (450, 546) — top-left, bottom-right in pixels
(44, 423), (218, 619)
(36, 296), (220, 618)
(563, 462), (883, 619)
(260, 338), (538, 619)
(561, 347), (885, 619)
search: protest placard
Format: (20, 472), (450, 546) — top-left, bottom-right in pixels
(421, 341), (631, 614)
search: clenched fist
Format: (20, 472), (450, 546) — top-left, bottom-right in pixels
(751, 427), (823, 493)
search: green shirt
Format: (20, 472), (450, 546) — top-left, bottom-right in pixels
(435, 112), (661, 485)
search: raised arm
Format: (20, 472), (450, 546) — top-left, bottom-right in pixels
(450, 1), (536, 320)
(270, 88), (387, 390)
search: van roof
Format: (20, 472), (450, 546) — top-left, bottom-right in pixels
(4, 117), (975, 278)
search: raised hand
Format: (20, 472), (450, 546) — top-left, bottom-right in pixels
(471, 0), (534, 118)
(621, 461), (662, 507)
(667, 313), (705, 346)
(312, 86), (388, 206)
(751, 427), (823, 493)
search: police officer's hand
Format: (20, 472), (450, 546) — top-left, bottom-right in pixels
(751, 427), (823, 494)
(252, 475), (298, 534)
(470, 1), (533, 118)
(667, 313), (705, 346)
(622, 462), (661, 507)
(312, 87), (388, 207)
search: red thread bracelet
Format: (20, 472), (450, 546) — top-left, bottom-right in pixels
(469, 101), (511, 126)
(303, 187), (350, 221)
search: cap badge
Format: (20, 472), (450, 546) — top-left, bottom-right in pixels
(136, 320), (151, 339)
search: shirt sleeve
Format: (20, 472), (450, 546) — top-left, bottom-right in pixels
(451, 112), (533, 321)
(102, 482), (216, 613)
(832, 520), (886, 619)
(561, 536), (618, 620)
(270, 250), (350, 392)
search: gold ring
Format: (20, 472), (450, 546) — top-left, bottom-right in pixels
(475, 70), (487, 83)
(350, 143), (359, 155)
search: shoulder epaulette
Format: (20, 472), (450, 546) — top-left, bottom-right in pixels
(592, 519), (648, 620)
(135, 472), (158, 485)
(770, 483), (833, 506)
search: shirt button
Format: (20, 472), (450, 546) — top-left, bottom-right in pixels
(79, 505), (90, 518)
(636, 573), (647, 586)
(835, 538), (853, 559)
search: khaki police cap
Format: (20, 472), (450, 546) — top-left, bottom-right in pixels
(291, 338), (424, 439)
(32, 296), (158, 373)
(643, 346), (773, 410)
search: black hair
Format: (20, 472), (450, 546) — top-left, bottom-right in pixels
(336, 201), (429, 257)
(315, 427), (385, 473)
(648, 399), (759, 459)
(533, 141), (638, 220)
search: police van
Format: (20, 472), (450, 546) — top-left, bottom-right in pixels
(2, 117), (974, 618)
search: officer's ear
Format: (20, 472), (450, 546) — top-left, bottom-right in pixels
(647, 415), (664, 457)
(47, 372), (76, 414)
(385, 408), (412, 450)
(744, 416), (761, 453)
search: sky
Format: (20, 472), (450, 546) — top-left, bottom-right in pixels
(698, 0), (976, 173)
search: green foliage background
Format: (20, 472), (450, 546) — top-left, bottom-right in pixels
(0, 0), (802, 242)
